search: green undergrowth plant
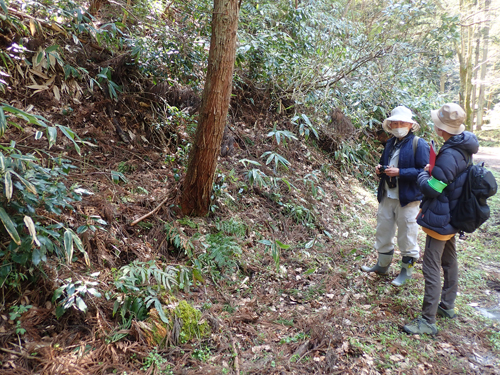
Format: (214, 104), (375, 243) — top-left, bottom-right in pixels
(261, 150), (291, 171)
(141, 347), (173, 375)
(112, 260), (196, 324)
(259, 239), (290, 273)
(291, 114), (319, 140)
(164, 220), (245, 280)
(198, 232), (242, 279)
(164, 221), (195, 257)
(281, 201), (315, 226)
(267, 123), (298, 146)
(52, 276), (101, 318)
(215, 218), (247, 238)
(9, 304), (32, 335)
(0, 105), (90, 289)
(302, 171), (325, 199)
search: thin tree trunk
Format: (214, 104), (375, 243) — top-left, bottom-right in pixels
(476, 0), (491, 131)
(470, 36), (480, 129)
(180, 0), (240, 216)
(464, 23), (474, 130)
(440, 72), (446, 93)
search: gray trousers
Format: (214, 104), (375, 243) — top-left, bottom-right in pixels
(422, 235), (458, 324)
(374, 198), (420, 259)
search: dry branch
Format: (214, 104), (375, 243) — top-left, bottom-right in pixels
(130, 195), (170, 226)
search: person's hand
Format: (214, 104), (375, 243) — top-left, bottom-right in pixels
(384, 167), (399, 177)
(375, 164), (382, 175)
(424, 164), (430, 172)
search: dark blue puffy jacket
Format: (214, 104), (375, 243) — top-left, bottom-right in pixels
(377, 132), (430, 207)
(417, 131), (479, 235)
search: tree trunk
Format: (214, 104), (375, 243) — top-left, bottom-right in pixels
(470, 36), (480, 129)
(440, 72), (446, 93)
(464, 24), (474, 130)
(476, 0), (491, 131)
(180, 0), (240, 216)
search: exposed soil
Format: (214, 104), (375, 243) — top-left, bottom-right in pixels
(475, 147), (500, 172)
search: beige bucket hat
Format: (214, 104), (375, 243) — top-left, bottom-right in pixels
(382, 106), (420, 133)
(431, 103), (465, 135)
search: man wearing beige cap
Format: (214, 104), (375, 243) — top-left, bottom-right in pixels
(403, 103), (479, 335)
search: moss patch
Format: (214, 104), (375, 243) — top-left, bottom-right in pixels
(144, 299), (210, 346)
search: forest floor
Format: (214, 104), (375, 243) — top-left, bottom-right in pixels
(1, 25), (500, 375)
(1, 90), (499, 375)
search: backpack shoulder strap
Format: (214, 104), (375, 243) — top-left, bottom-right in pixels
(445, 148), (472, 191)
(454, 147), (473, 167)
(412, 136), (419, 158)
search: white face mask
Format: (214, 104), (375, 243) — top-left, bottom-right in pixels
(391, 127), (409, 138)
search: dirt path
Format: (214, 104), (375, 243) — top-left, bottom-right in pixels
(475, 147), (500, 172)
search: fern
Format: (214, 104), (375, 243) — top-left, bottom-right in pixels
(164, 222), (195, 257)
(113, 260), (194, 323)
(215, 218), (247, 238)
(199, 233), (242, 278)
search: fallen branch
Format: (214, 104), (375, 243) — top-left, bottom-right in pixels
(231, 335), (241, 375)
(130, 195), (170, 226)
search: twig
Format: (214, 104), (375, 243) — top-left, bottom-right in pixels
(231, 334), (240, 375)
(0, 347), (43, 361)
(130, 195), (170, 226)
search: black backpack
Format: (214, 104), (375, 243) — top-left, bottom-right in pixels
(450, 160), (498, 233)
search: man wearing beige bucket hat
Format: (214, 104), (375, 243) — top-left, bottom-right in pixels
(403, 103), (479, 335)
(362, 106), (429, 286)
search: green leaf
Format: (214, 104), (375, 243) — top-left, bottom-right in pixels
(154, 299), (169, 323)
(71, 231), (89, 266)
(4, 170), (12, 200)
(36, 51), (44, 64)
(1, 103), (48, 126)
(10, 171), (37, 194)
(34, 130), (43, 140)
(0, 107), (6, 138)
(47, 126), (57, 148)
(57, 125), (81, 154)
(112, 300), (120, 317)
(64, 229), (74, 264)
(45, 45), (59, 53)
(304, 239), (315, 249)
(75, 296), (87, 312)
(0, 0), (8, 14)
(86, 288), (101, 297)
(52, 287), (64, 302)
(32, 247), (42, 266)
(0, 207), (21, 245)
(275, 240), (290, 249)
(55, 305), (65, 318)
(111, 171), (128, 183)
(24, 216), (40, 246)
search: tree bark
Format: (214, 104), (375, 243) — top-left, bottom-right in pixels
(470, 36), (480, 128)
(476, 0), (491, 131)
(180, 0), (240, 216)
(464, 23), (474, 130)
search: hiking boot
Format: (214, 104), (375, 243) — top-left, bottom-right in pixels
(391, 256), (416, 286)
(437, 304), (456, 319)
(403, 317), (438, 336)
(361, 251), (393, 275)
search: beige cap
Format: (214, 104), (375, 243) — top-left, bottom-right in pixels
(431, 103), (465, 135)
(382, 106), (420, 133)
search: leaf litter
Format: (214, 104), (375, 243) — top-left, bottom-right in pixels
(1, 5), (500, 375)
